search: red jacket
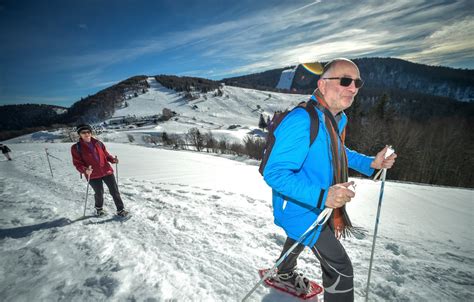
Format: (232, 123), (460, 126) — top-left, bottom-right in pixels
(71, 138), (116, 179)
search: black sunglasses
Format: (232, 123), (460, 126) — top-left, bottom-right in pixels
(322, 77), (364, 88)
(80, 130), (91, 135)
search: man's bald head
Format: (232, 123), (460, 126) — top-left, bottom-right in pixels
(321, 58), (360, 78)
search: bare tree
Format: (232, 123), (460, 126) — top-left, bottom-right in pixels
(203, 131), (217, 153)
(243, 135), (265, 159)
(186, 128), (204, 151)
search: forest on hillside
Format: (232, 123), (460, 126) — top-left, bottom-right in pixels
(344, 94), (474, 188)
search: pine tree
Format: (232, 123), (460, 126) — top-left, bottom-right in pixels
(371, 93), (389, 120)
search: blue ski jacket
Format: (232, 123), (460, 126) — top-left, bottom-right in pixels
(263, 101), (375, 246)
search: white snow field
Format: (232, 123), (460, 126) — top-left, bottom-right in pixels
(6, 78), (306, 147)
(114, 77), (303, 125)
(0, 142), (472, 302)
(6, 78), (306, 146)
(110, 78), (305, 144)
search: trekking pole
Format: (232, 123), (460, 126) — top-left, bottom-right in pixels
(365, 146), (395, 301)
(45, 148), (54, 178)
(47, 153), (62, 161)
(241, 208), (333, 302)
(83, 166), (92, 217)
(115, 156), (119, 185)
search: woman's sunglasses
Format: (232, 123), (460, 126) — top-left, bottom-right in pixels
(322, 77), (364, 88)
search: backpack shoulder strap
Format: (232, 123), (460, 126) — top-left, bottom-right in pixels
(306, 100), (319, 145)
(296, 100), (319, 146)
(258, 100), (320, 176)
(76, 142), (81, 154)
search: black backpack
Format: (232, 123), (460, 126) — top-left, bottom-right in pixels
(258, 100), (319, 176)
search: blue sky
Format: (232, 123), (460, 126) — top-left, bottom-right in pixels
(0, 0), (473, 107)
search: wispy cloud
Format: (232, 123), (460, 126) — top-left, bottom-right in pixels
(71, 67), (122, 90)
(285, 0), (322, 15)
(0, 95), (71, 106)
(203, 0), (474, 75)
(176, 69), (217, 77)
(400, 17), (474, 67)
(53, 17), (247, 68)
(42, 0), (474, 86)
(1, 0), (471, 107)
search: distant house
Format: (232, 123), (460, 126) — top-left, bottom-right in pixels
(162, 108), (176, 119)
(108, 116), (127, 125)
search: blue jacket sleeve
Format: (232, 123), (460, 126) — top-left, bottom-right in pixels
(345, 146), (375, 176)
(263, 109), (327, 209)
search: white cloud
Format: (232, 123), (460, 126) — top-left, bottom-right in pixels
(0, 94), (70, 105)
(211, 0), (473, 76)
(284, 0), (323, 16)
(45, 0), (472, 86)
(400, 18), (474, 66)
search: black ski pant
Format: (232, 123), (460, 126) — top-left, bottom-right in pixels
(89, 174), (124, 212)
(277, 224), (354, 302)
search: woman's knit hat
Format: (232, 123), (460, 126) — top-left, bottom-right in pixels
(76, 124), (93, 134)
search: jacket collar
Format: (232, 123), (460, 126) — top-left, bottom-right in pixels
(79, 137), (97, 144)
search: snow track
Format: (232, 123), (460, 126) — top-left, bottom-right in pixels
(1, 143), (473, 301)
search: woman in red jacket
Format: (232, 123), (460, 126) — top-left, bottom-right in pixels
(71, 124), (128, 217)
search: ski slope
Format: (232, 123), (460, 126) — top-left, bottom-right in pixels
(111, 78), (305, 143)
(0, 142), (473, 301)
(7, 78), (306, 146)
(276, 68), (297, 90)
(115, 77), (304, 125)
(5, 79), (307, 146)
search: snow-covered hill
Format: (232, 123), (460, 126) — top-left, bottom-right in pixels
(111, 78), (305, 141)
(1, 143), (473, 301)
(5, 78), (306, 146)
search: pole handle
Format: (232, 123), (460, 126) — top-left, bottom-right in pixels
(384, 145), (395, 158)
(373, 146), (395, 181)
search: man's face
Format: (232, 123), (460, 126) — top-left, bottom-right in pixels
(318, 61), (361, 114)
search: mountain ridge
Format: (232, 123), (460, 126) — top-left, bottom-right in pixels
(1, 57), (473, 140)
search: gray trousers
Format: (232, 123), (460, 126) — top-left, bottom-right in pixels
(277, 224), (354, 302)
(89, 174), (124, 211)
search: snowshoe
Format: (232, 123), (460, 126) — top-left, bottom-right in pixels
(96, 208), (107, 217)
(116, 209), (128, 217)
(258, 268), (323, 300)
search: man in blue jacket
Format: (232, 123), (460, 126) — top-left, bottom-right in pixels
(263, 58), (397, 301)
